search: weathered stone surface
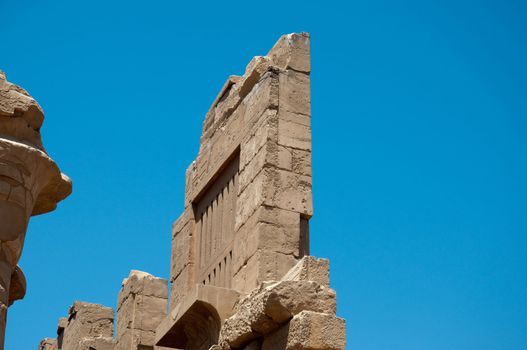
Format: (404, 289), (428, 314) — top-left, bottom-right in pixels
(267, 33), (310, 73)
(115, 270), (168, 350)
(219, 280), (336, 348)
(156, 284), (239, 349)
(36, 32), (346, 350)
(281, 256), (330, 287)
(170, 215), (194, 282)
(61, 302), (114, 350)
(8, 265), (26, 305)
(0, 71), (45, 150)
(261, 311), (346, 350)
(0, 71), (71, 350)
(38, 338), (58, 350)
(278, 70), (311, 118)
(233, 206), (302, 277)
(78, 337), (115, 350)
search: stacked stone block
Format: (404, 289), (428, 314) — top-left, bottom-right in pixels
(169, 33), (313, 314)
(60, 302), (114, 350)
(37, 33), (346, 350)
(155, 32), (346, 350)
(40, 271), (168, 350)
(115, 271), (168, 350)
(215, 257), (346, 350)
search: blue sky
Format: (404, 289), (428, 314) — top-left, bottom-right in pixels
(1, 0), (526, 349)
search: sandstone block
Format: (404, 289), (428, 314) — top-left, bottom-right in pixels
(268, 33), (310, 73)
(170, 263), (194, 310)
(38, 338), (57, 350)
(238, 139), (270, 194)
(61, 302), (114, 350)
(277, 109), (310, 127)
(116, 271), (168, 350)
(269, 168), (313, 216)
(170, 224), (193, 281)
(118, 270), (167, 309)
(241, 71), (279, 128)
(287, 311), (346, 350)
(221, 280), (336, 348)
(239, 109), (278, 172)
(278, 119), (311, 151)
(78, 336), (115, 350)
(233, 205), (302, 276)
(235, 170), (269, 230)
(281, 256), (330, 287)
(278, 70), (310, 117)
(172, 208), (192, 237)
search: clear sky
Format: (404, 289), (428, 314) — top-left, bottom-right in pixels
(1, 0), (526, 349)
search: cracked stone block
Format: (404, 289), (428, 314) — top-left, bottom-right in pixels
(61, 302), (114, 350)
(115, 270), (168, 350)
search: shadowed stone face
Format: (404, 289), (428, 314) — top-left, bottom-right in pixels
(0, 141), (61, 242)
(0, 151), (35, 242)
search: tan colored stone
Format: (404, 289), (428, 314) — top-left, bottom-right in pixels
(116, 271), (168, 350)
(281, 256), (330, 287)
(170, 222), (194, 281)
(261, 311), (346, 350)
(61, 302), (114, 350)
(278, 118), (312, 151)
(278, 69), (310, 117)
(0, 71), (71, 350)
(285, 311), (346, 350)
(36, 32), (347, 350)
(220, 280), (336, 348)
(268, 33), (311, 73)
(78, 337), (115, 350)
(269, 168), (313, 216)
(38, 338), (58, 350)
(170, 263), (194, 310)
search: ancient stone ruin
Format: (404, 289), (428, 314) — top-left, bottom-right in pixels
(3, 32), (346, 350)
(0, 71), (72, 350)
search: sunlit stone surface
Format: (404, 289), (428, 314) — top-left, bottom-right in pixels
(0, 71), (71, 350)
(38, 33), (346, 350)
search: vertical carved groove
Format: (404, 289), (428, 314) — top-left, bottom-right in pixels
(193, 152), (239, 288)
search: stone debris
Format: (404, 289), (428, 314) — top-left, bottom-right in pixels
(31, 32), (346, 350)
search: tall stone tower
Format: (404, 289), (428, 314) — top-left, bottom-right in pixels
(154, 32), (346, 350)
(39, 33), (346, 350)
(0, 71), (72, 349)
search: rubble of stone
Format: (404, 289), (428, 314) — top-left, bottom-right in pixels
(0, 72), (72, 350)
(217, 257), (345, 350)
(37, 32), (347, 350)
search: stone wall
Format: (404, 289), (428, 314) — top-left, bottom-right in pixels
(214, 256), (345, 350)
(38, 33), (346, 350)
(41, 271), (168, 350)
(170, 32), (313, 303)
(115, 271), (168, 350)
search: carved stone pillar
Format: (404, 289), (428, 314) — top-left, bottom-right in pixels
(0, 71), (71, 349)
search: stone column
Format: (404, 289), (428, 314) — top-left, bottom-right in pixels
(0, 71), (71, 349)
